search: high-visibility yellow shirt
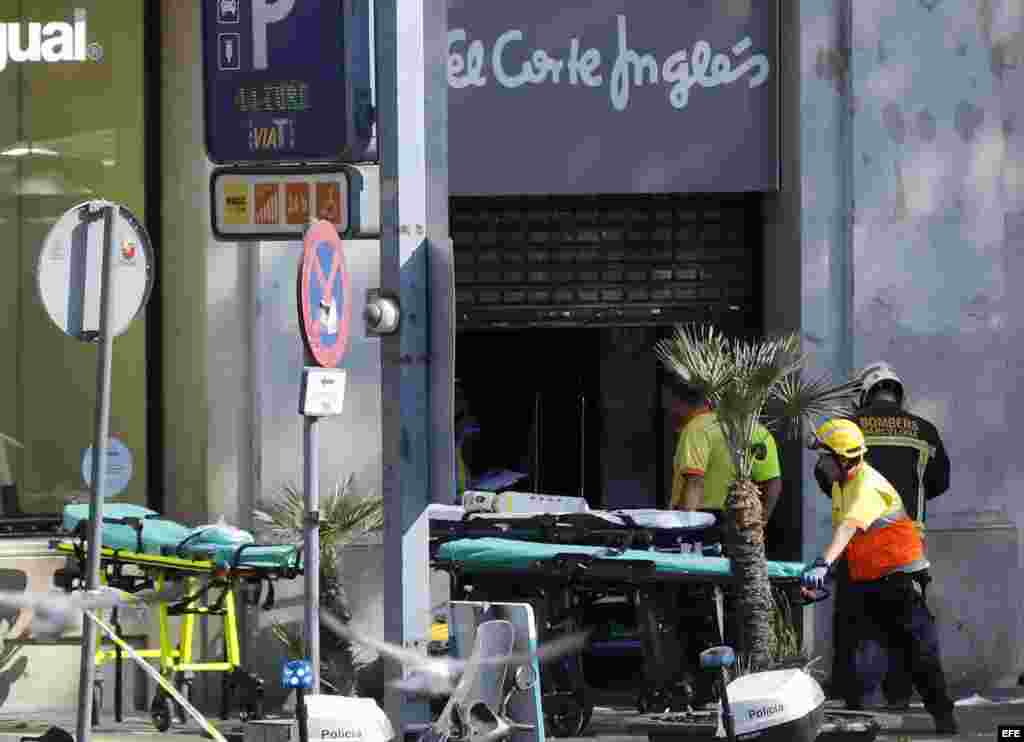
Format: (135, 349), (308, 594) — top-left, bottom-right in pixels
(830, 462), (927, 581)
(672, 412), (781, 510)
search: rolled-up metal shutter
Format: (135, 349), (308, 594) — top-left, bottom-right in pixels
(451, 193), (760, 330)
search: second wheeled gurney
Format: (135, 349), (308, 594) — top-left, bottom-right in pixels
(430, 508), (813, 738)
(52, 503), (303, 731)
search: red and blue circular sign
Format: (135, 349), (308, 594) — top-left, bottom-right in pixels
(298, 220), (352, 368)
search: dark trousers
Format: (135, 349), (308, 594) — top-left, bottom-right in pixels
(841, 571), (954, 716)
(829, 558), (856, 698)
(830, 562), (923, 704)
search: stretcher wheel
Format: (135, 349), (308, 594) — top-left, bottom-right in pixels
(544, 696), (591, 737)
(638, 691), (670, 715)
(151, 694), (172, 733)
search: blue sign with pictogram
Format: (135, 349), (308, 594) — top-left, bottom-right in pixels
(201, 0), (372, 164)
(298, 221), (352, 368)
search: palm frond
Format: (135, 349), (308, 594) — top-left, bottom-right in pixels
(317, 477), (385, 546)
(747, 335), (804, 392)
(715, 383), (766, 478)
(258, 477), (384, 543)
(256, 476), (384, 582)
(769, 587), (804, 663)
(770, 373), (862, 440)
(271, 621), (306, 661)
(655, 323), (734, 403)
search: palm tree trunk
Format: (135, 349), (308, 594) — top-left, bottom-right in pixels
(724, 479), (774, 669)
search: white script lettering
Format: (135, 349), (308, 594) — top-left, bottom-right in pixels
(446, 14), (771, 112)
(492, 29), (566, 87)
(568, 38), (602, 86)
(609, 14), (659, 111)
(447, 28), (487, 88)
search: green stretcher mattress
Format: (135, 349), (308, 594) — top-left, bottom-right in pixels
(435, 537), (806, 581)
(62, 503), (301, 572)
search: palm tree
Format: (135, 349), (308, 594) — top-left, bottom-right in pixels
(655, 323), (860, 670)
(254, 475), (384, 695)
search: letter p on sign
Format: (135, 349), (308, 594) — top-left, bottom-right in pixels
(252, 0), (296, 70)
(1000, 725), (1024, 738)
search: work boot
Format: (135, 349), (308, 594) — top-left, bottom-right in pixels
(931, 711), (959, 735)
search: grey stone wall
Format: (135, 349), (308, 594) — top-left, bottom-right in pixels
(799, 0), (1024, 688)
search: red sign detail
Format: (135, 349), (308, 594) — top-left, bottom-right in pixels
(254, 183), (280, 225)
(298, 220), (352, 368)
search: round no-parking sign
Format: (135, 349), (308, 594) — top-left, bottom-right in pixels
(298, 220), (352, 368)
(34, 200), (153, 341)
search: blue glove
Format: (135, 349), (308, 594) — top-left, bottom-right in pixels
(801, 558), (832, 590)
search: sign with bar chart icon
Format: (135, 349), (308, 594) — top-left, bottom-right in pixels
(210, 166), (350, 241)
(254, 184), (280, 225)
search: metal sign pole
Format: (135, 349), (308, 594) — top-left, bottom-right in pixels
(296, 221), (352, 695)
(76, 204), (117, 742)
(302, 412), (321, 694)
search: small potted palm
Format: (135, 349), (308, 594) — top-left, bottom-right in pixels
(255, 475), (384, 696)
(655, 324), (860, 670)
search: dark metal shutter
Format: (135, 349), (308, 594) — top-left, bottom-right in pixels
(451, 194), (759, 329)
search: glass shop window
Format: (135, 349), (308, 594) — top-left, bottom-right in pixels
(0, 0), (148, 526)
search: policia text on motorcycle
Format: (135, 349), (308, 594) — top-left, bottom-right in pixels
(801, 418), (959, 736)
(814, 362), (951, 710)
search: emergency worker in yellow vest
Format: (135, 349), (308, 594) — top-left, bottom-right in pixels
(815, 361), (950, 708)
(802, 419), (958, 736)
(663, 376), (782, 545)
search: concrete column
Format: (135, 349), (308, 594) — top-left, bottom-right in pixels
(160, 0), (256, 708)
(159, 0), (211, 524)
(761, 0), (805, 566)
(797, 0), (856, 662)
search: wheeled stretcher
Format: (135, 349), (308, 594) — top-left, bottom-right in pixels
(431, 527), (809, 738)
(53, 504), (303, 731)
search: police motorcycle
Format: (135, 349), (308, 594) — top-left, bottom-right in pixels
(636, 585), (881, 742)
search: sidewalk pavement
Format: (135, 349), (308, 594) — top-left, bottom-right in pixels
(0, 713), (225, 742)
(3, 694), (1024, 742)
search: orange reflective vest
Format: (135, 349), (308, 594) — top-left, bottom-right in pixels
(831, 463), (927, 582)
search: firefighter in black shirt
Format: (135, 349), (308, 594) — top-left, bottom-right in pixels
(815, 361), (951, 709)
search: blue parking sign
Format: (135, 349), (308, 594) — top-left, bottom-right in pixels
(201, 0), (373, 164)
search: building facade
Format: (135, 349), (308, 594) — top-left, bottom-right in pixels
(0, 0), (1021, 713)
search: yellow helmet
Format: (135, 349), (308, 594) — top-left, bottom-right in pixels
(812, 419), (867, 459)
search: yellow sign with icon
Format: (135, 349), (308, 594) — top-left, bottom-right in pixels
(222, 183), (250, 225)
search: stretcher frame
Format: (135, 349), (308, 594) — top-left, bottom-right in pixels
(433, 541), (807, 737)
(53, 536), (302, 731)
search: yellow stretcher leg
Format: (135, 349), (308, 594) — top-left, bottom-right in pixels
(60, 541), (267, 723)
(224, 587), (241, 668)
(157, 573), (176, 675)
(179, 576), (197, 667)
(87, 609), (228, 742)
